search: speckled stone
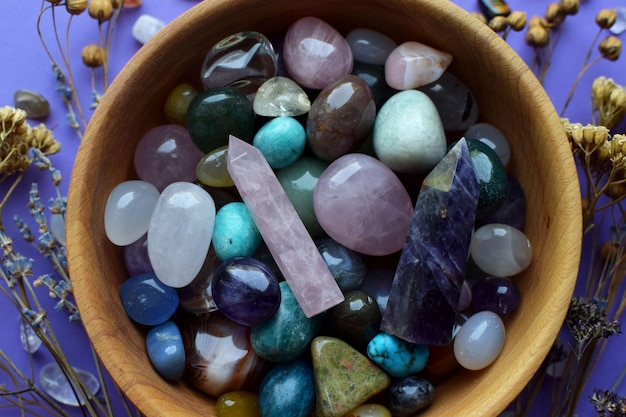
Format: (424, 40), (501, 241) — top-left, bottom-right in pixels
(367, 333), (429, 377)
(326, 290), (381, 350)
(253, 116), (306, 169)
(311, 336), (390, 417)
(258, 360), (315, 417)
(387, 376), (435, 417)
(212, 202), (261, 261)
(316, 237), (367, 291)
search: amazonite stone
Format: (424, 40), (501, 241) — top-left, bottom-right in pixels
(212, 202), (261, 261)
(104, 180), (159, 246)
(251, 282), (324, 362)
(453, 311), (505, 370)
(258, 360), (315, 417)
(253, 117), (306, 169)
(147, 182), (216, 288)
(367, 333), (429, 377)
(373, 90), (446, 173)
(276, 156), (327, 238)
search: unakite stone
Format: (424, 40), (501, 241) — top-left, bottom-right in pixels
(163, 83), (198, 126)
(212, 202), (261, 261)
(14, 90), (49, 118)
(258, 360), (315, 417)
(187, 87), (255, 153)
(253, 117), (306, 169)
(366, 333), (429, 377)
(120, 273), (179, 326)
(216, 391), (260, 417)
(253, 76), (311, 117)
(311, 336), (390, 417)
(196, 145), (234, 187)
(276, 157), (328, 238)
(146, 321), (185, 381)
(251, 281), (324, 362)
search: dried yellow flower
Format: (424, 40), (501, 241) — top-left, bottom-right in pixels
(507, 11), (527, 31)
(599, 36), (622, 61)
(29, 124), (61, 156)
(546, 3), (565, 27)
(526, 25), (550, 47)
(66, 0), (88, 15)
(596, 9), (617, 30)
(614, 134), (626, 155)
(0, 107), (33, 175)
(592, 77), (626, 129)
(470, 12), (487, 25)
(559, 0), (579, 16)
(489, 16), (509, 33)
(89, 0), (114, 22)
(82, 44), (106, 68)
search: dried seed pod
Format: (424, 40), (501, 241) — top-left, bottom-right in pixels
(599, 241), (618, 262)
(489, 15), (509, 32)
(507, 11), (527, 31)
(529, 15), (548, 28)
(525, 25), (550, 47)
(596, 9), (618, 30)
(45, 0), (63, 4)
(593, 125), (610, 146)
(559, 0), (579, 16)
(582, 125), (596, 145)
(615, 134), (626, 154)
(599, 36), (622, 61)
(470, 11), (488, 25)
(605, 181), (626, 200)
(66, 0), (88, 15)
(82, 44), (106, 68)
(89, 0), (114, 21)
(110, 0), (124, 8)
(546, 3), (565, 26)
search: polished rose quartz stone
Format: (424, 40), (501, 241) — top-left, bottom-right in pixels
(314, 153), (414, 256)
(283, 17), (353, 90)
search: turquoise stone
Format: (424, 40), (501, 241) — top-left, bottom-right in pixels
(258, 360), (315, 417)
(212, 202), (261, 261)
(250, 282), (324, 362)
(366, 333), (429, 377)
(145, 321), (185, 381)
(326, 290), (381, 350)
(119, 273), (179, 326)
(316, 237), (367, 291)
(187, 87), (255, 153)
(253, 116), (306, 169)
(275, 156), (328, 239)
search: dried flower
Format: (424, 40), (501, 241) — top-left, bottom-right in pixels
(566, 297), (621, 353)
(526, 24), (550, 47)
(507, 11), (527, 31)
(546, 2), (565, 27)
(89, 0), (115, 21)
(489, 15), (508, 33)
(65, 0), (88, 15)
(590, 389), (626, 417)
(596, 9), (618, 30)
(592, 77), (626, 129)
(82, 44), (106, 68)
(599, 36), (622, 61)
(559, 0), (579, 16)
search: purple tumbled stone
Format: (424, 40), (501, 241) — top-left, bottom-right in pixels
(134, 124), (205, 191)
(471, 276), (521, 316)
(314, 153), (413, 256)
(123, 233), (154, 276)
(212, 257), (281, 327)
(283, 17), (353, 90)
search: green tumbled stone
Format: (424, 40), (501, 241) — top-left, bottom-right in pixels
(465, 138), (508, 219)
(311, 336), (390, 417)
(187, 87), (255, 153)
(163, 83), (198, 126)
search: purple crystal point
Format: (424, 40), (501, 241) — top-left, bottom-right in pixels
(380, 139), (479, 345)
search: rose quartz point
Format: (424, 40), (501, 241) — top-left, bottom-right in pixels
(385, 41), (452, 90)
(227, 135), (344, 317)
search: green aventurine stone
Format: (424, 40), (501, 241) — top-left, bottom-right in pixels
(187, 87), (255, 153)
(311, 336), (390, 417)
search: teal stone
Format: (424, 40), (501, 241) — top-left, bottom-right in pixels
(251, 282), (324, 362)
(366, 333), (429, 377)
(276, 156), (328, 239)
(258, 360), (315, 417)
(462, 138), (508, 219)
(187, 87), (255, 153)
(212, 202), (261, 261)
(253, 116), (306, 169)
(145, 321), (185, 381)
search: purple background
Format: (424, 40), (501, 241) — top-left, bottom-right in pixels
(0, 0), (625, 416)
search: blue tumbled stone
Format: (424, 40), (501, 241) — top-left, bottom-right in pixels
(316, 237), (367, 291)
(367, 333), (429, 377)
(253, 116), (306, 169)
(212, 202), (262, 261)
(258, 359), (315, 417)
(146, 321), (185, 381)
(120, 273), (178, 326)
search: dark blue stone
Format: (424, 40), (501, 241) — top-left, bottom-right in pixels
(388, 376), (435, 417)
(146, 321), (185, 381)
(120, 273), (178, 326)
(316, 237), (368, 291)
(380, 139), (479, 345)
(476, 174), (526, 230)
(258, 359), (315, 417)
(212, 257), (281, 326)
(471, 276), (521, 316)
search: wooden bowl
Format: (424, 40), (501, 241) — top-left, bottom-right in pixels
(66, 0), (581, 416)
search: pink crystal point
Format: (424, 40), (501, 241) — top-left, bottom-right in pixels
(227, 135), (344, 317)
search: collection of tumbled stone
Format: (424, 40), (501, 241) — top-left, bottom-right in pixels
(104, 16), (533, 417)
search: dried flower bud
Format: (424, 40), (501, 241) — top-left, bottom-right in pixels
(89, 0), (114, 21)
(605, 182), (626, 200)
(526, 25), (550, 47)
(582, 125), (597, 145)
(529, 16), (548, 28)
(559, 0), (579, 16)
(597, 141), (612, 161)
(594, 125), (610, 145)
(596, 9), (617, 29)
(507, 11), (527, 31)
(66, 0), (88, 15)
(599, 36), (622, 61)
(489, 16), (509, 33)
(546, 3), (565, 27)
(615, 134), (626, 154)
(82, 44), (106, 68)
(470, 12), (487, 25)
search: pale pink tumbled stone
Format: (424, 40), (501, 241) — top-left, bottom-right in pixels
(283, 17), (353, 90)
(384, 41), (452, 90)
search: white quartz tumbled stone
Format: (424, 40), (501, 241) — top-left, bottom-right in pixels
(453, 311), (505, 370)
(470, 223), (533, 277)
(132, 14), (166, 45)
(147, 182), (216, 288)
(104, 180), (160, 246)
